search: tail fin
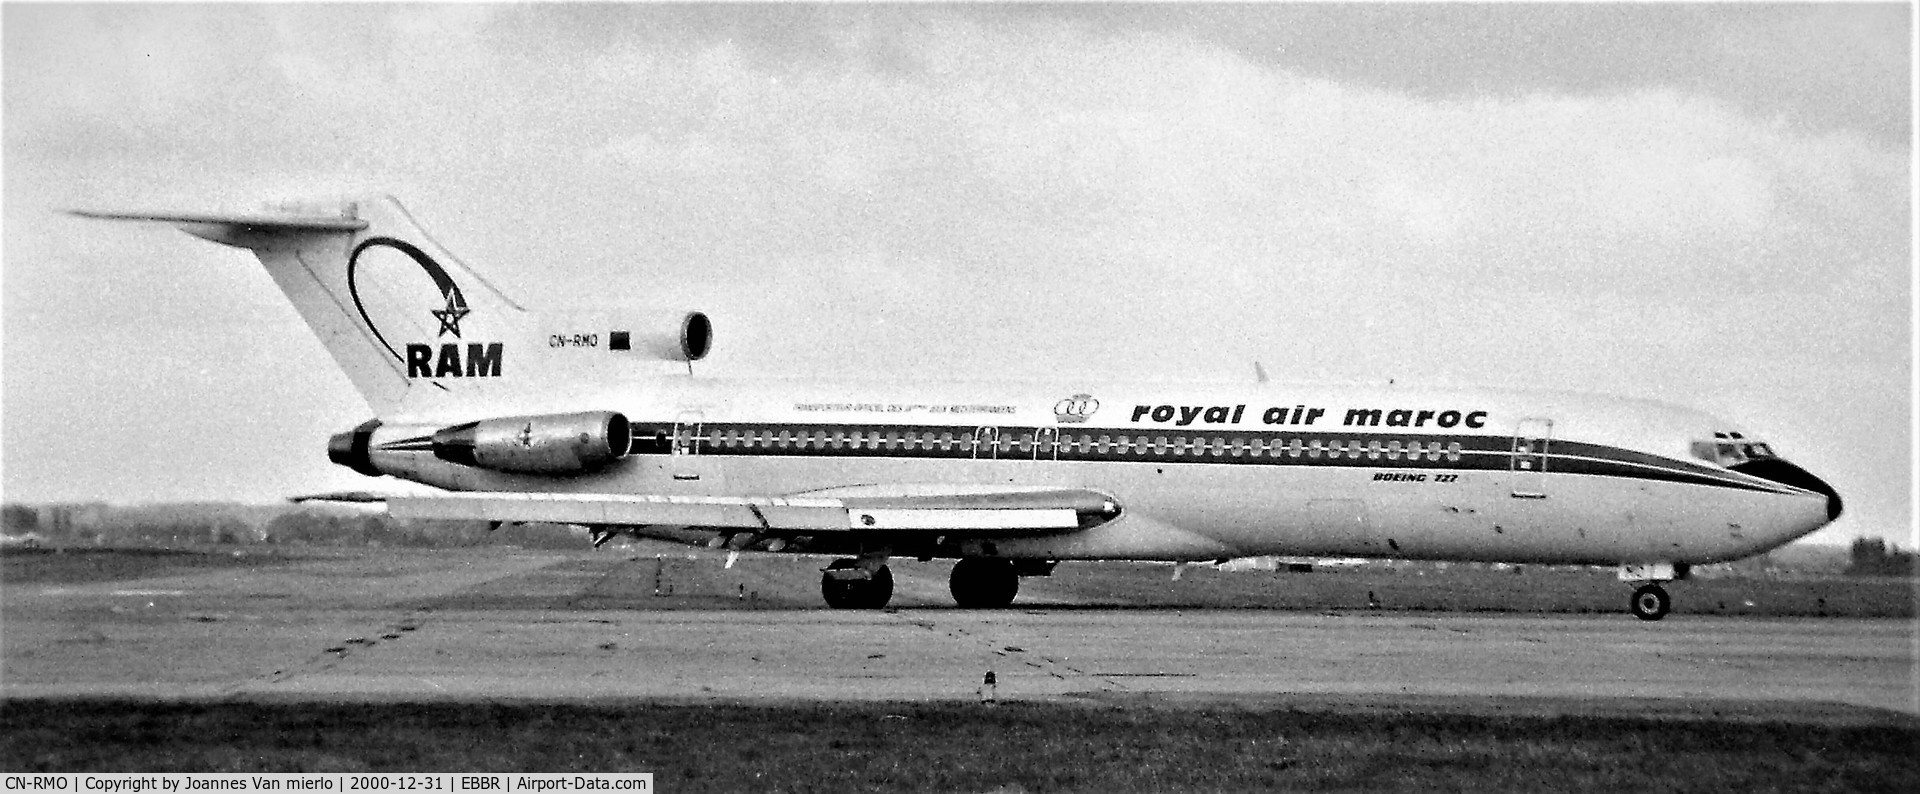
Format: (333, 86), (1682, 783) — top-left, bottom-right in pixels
(76, 195), (714, 414)
(72, 195), (528, 413)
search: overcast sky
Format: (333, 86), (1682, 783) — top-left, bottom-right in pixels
(3, 3), (1910, 547)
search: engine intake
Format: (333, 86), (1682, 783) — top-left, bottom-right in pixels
(431, 411), (631, 475)
(630, 311), (710, 361)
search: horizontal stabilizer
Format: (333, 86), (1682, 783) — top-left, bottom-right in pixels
(67, 208), (368, 233)
(288, 491), (391, 504)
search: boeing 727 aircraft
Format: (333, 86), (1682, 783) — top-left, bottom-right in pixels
(74, 196), (1842, 620)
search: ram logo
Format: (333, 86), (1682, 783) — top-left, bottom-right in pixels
(349, 236), (504, 378)
(405, 342), (503, 378)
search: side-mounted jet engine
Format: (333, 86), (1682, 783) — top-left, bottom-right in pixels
(330, 411), (633, 478)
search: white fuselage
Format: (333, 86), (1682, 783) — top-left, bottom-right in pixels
(366, 376), (1837, 567)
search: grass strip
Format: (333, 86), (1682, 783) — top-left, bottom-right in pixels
(2, 699), (1915, 792)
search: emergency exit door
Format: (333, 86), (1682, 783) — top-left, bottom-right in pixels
(1511, 417), (1552, 498)
(670, 411), (704, 482)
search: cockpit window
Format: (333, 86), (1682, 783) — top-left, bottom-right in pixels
(1691, 432), (1779, 467)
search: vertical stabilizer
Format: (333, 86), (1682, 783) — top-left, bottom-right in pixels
(71, 195), (527, 414)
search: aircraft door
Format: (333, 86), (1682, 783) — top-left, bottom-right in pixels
(1511, 417), (1551, 498)
(973, 426), (998, 460)
(672, 411), (704, 456)
(1033, 427), (1059, 461)
(668, 411), (721, 487)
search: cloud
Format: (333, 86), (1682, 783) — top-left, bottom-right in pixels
(2, 4), (1907, 541)
(1023, 3), (1911, 146)
(8, 6), (1903, 336)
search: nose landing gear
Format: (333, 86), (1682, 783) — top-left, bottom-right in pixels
(1629, 583), (1671, 621)
(1619, 562), (1688, 621)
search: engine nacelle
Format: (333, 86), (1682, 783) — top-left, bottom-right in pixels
(430, 411), (631, 475)
(545, 311), (711, 363)
(648, 311), (712, 362)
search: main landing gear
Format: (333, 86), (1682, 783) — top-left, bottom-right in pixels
(821, 556), (1039, 609)
(949, 558), (1020, 609)
(821, 558), (893, 609)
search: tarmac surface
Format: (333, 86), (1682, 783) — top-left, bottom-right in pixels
(3, 548), (1914, 724)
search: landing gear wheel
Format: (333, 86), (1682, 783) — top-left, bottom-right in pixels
(950, 558), (1020, 608)
(1630, 584), (1671, 621)
(821, 559), (893, 609)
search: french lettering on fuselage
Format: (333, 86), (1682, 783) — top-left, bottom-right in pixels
(1129, 403), (1487, 429)
(405, 342), (504, 377)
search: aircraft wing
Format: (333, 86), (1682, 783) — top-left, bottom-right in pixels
(387, 488), (1117, 535)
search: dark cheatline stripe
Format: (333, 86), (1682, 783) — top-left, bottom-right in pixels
(617, 421), (1793, 496)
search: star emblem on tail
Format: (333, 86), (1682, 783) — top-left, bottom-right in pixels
(431, 289), (469, 337)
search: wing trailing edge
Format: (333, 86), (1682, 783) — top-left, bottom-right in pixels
(388, 488), (1117, 534)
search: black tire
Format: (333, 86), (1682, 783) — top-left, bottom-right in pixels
(821, 559), (893, 609)
(859, 564), (894, 609)
(1630, 584), (1671, 621)
(950, 558), (1020, 608)
(821, 571), (854, 609)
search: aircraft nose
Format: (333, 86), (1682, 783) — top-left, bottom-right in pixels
(1733, 459), (1842, 521)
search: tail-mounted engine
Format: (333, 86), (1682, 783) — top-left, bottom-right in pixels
(330, 411), (632, 479)
(659, 311), (712, 362)
(544, 311), (711, 362)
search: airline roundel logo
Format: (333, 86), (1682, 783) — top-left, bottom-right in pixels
(347, 237), (502, 379)
(1054, 393), (1099, 424)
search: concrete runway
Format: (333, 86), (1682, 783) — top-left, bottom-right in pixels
(3, 548), (1914, 723)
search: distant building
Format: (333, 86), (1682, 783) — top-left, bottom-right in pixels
(1847, 538), (1916, 576)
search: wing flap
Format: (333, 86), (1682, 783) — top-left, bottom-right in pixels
(850, 508), (1080, 530)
